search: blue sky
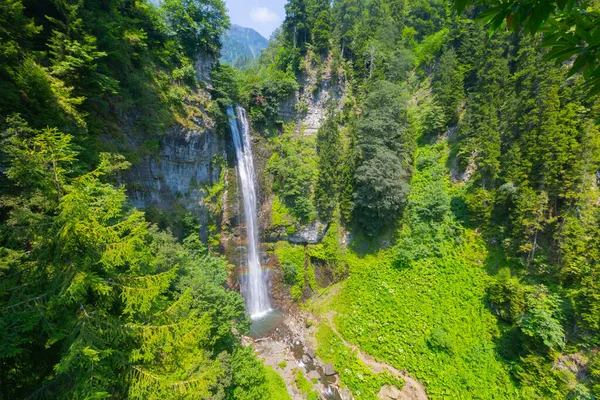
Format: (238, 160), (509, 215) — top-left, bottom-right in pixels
(225, 0), (286, 39)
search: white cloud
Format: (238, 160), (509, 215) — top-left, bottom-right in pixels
(249, 7), (278, 23)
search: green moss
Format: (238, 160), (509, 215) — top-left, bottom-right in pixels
(278, 360), (287, 369)
(308, 221), (346, 281)
(202, 155), (226, 251)
(141, 138), (160, 155)
(271, 195), (296, 232)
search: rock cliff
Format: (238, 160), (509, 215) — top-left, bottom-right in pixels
(278, 54), (347, 136)
(116, 54), (226, 240)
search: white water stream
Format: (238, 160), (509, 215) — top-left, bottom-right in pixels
(227, 105), (271, 319)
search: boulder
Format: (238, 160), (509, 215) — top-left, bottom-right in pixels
(302, 354), (311, 364)
(378, 385), (402, 400)
(288, 220), (328, 244)
(307, 370), (320, 381)
(306, 347), (316, 359)
(323, 362), (336, 376)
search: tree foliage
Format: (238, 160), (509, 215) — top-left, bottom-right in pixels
(0, 119), (271, 398)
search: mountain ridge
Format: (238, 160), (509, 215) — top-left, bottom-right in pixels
(220, 24), (268, 69)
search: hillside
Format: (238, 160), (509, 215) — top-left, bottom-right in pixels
(220, 25), (268, 69)
(1, 0), (600, 398)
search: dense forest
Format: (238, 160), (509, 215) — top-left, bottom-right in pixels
(1, 0), (600, 398)
(0, 0), (288, 398)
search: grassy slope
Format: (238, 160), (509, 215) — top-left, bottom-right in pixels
(313, 142), (523, 399)
(315, 323), (404, 398)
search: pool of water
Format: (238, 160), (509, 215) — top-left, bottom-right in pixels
(248, 309), (342, 400)
(249, 309), (284, 338)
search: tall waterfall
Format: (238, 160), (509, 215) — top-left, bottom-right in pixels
(227, 105), (271, 319)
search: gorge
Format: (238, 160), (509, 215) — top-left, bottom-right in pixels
(1, 0), (599, 398)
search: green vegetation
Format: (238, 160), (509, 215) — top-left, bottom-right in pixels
(352, 80), (414, 234)
(268, 124), (318, 222)
(275, 241), (309, 300)
(0, 0), (281, 398)
(452, 0), (600, 97)
(2, 0), (600, 396)
(327, 145), (522, 398)
(270, 195), (298, 235)
(0, 122), (275, 398)
(315, 110), (342, 220)
(265, 366), (292, 400)
(315, 324), (404, 398)
(293, 368), (320, 399)
(254, 0), (600, 395)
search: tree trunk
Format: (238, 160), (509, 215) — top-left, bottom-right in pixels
(51, 159), (62, 202)
(369, 48), (374, 78)
(294, 25), (297, 48)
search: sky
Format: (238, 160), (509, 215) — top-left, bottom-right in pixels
(224, 0), (286, 39)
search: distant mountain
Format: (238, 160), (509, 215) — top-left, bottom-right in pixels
(220, 25), (268, 69)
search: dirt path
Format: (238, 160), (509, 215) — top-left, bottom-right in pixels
(323, 312), (428, 400)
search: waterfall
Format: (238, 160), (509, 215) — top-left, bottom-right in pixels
(227, 105), (271, 319)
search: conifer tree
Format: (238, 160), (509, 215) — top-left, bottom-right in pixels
(283, 0), (310, 50)
(433, 48), (464, 128)
(315, 111), (342, 220)
(308, 0), (331, 54)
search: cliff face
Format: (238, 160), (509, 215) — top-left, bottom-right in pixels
(126, 123), (224, 227)
(278, 55), (347, 136)
(117, 54), (225, 240)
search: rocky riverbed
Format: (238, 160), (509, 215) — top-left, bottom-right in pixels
(244, 308), (349, 400)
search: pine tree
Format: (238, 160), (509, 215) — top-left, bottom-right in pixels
(331, 0), (361, 58)
(433, 47), (464, 129)
(308, 0), (331, 54)
(0, 122), (261, 398)
(315, 110), (342, 220)
(283, 0), (310, 50)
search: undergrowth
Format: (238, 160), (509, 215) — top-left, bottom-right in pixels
(293, 369), (320, 399)
(315, 323), (404, 398)
(316, 143), (524, 399)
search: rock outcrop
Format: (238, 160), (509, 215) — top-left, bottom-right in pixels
(324, 362), (336, 376)
(113, 53), (226, 241)
(125, 122), (225, 238)
(278, 54), (347, 136)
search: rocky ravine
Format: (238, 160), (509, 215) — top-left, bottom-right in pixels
(245, 303), (428, 400)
